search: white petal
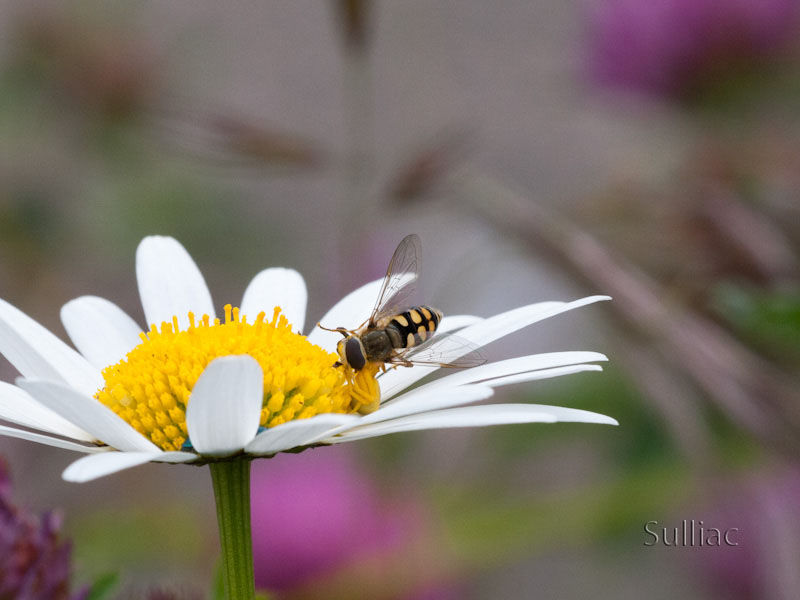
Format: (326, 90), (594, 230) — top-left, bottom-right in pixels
(329, 404), (557, 442)
(456, 296), (611, 348)
(62, 450), (195, 483)
(0, 382), (94, 441)
(0, 298), (103, 397)
(437, 315), (483, 333)
(352, 385), (496, 427)
(153, 451), (199, 463)
(245, 414), (361, 455)
(521, 404), (619, 425)
(475, 364), (603, 388)
(136, 236), (215, 329)
(16, 378), (159, 452)
(61, 296), (143, 371)
(185, 356), (263, 457)
(363, 366), (605, 427)
(306, 278), (384, 349)
(329, 403), (617, 442)
(369, 367), (602, 428)
(378, 296), (611, 399)
(0, 424), (109, 453)
(240, 268), (307, 332)
(416, 351), (607, 391)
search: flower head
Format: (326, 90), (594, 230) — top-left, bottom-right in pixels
(96, 304), (369, 452)
(0, 236), (616, 482)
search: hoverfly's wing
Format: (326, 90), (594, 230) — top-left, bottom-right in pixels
(368, 234), (421, 326)
(391, 332), (487, 368)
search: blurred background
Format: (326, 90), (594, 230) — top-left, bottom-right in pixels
(1, 0), (799, 598)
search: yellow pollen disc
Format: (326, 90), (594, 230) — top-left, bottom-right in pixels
(95, 304), (380, 451)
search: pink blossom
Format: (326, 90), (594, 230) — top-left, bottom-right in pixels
(586, 0), (800, 98)
(250, 448), (416, 592)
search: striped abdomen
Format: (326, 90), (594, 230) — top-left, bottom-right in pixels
(380, 306), (443, 349)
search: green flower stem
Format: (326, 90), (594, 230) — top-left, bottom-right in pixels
(210, 459), (255, 600)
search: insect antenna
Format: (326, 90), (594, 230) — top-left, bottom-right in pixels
(316, 323), (351, 337)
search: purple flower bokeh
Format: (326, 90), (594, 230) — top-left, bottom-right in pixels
(0, 457), (87, 600)
(251, 448), (464, 599)
(586, 0), (800, 98)
(250, 448), (414, 592)
(689, 467), (800, 600)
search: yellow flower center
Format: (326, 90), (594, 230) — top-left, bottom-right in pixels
(95, 305), (380, 451)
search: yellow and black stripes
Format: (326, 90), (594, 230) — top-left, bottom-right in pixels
(386, 306), (442, 348)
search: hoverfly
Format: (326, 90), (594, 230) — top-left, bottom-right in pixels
(319, 234), (486, 373)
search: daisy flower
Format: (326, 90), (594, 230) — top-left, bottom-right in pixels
(0, 235), (615, 599)
(0, 235), (614, 482)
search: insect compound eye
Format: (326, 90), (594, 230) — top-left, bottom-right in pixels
(344, 337), (366, 371)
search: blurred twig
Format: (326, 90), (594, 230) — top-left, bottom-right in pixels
(332, 0), (372, 55)
(423, 170), (800, 456)
(147, 106), (325, 171)
(387, 128), (474, 203)
(330, 0), (377, 291)
(695, 181), (798, 284)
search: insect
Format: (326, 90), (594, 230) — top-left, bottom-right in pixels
(319, 234), (486, 373)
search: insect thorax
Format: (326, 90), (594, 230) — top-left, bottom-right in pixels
(361, 329), (396, 362)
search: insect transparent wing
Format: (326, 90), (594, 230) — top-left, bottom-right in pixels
(369, 234), (422, 325)
(393, 332), (487, 368)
